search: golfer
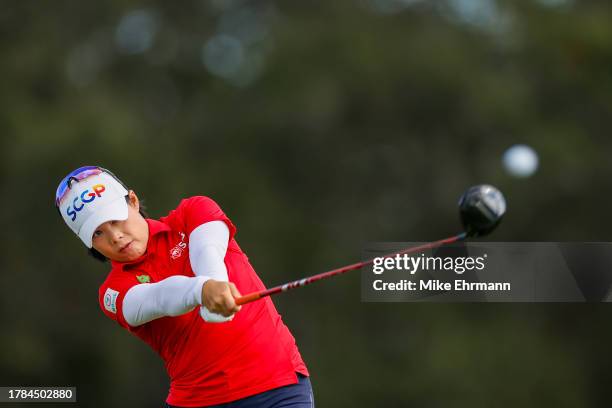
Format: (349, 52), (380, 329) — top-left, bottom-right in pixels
(55, 166), (314, 407)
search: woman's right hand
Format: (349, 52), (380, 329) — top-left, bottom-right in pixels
(201, 280), (242, 317)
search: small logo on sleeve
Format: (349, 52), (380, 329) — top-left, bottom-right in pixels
(103, 288), (119, 314)
(136, 275), (150, 283)
(170, 232), (187, 260)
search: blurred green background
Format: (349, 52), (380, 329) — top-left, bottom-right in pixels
(2, 0), (612, 406)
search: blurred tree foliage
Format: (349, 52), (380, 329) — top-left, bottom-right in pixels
(2, 0), (612, 406)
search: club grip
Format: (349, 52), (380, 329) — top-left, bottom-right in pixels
(235, 292), (262, 306)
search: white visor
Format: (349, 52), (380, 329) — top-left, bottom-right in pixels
(57, 171), (130, 248)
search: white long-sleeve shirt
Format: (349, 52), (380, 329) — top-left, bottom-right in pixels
(122, 221), (231, 326)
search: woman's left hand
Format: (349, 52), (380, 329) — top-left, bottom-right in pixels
(201, 280), (242, 317)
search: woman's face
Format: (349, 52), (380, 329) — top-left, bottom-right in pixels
(91, 191), (149, 262)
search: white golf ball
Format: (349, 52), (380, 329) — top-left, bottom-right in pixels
(502, 144), (539, 178)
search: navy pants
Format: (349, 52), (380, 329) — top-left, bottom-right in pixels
(166, 374), (314, 408)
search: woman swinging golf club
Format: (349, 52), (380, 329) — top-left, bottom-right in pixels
(55, 166), (314, 408)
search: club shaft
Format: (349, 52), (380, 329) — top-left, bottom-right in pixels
(235, 232), (467, 306)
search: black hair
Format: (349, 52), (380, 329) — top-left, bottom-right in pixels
(87, 195), (149, 263)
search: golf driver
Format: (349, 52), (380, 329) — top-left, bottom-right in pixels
(235, 184), (506, 306)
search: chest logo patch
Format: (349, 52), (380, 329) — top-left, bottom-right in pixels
(170, 232), (187, 260)
(136, 275), (150, 283)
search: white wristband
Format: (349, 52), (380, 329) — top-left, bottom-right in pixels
(200, 306), (234, 323)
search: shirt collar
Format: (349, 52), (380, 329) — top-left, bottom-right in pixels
(110, 218), (171, 270)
